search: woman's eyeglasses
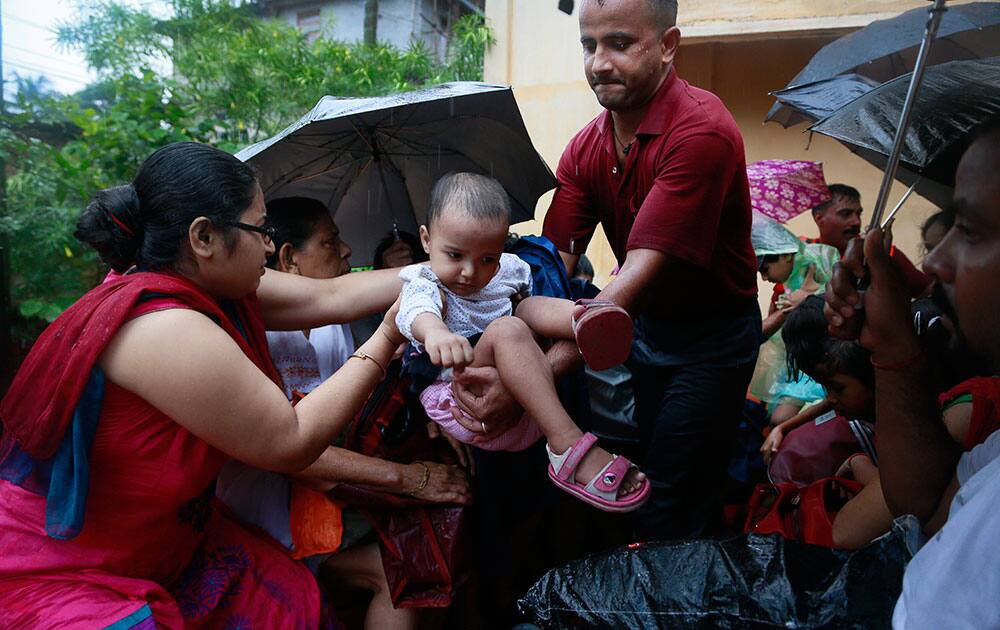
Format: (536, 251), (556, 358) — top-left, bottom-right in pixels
(227, 221), (275, 244)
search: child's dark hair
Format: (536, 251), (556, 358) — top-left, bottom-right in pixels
(372, 229), (427, 269)
(426, 172), (511, 228)
(783, 295), (874, 388)
(921, 210), (954, 243)
(263, 197), (330, 269)
(75, 142), (258, 272)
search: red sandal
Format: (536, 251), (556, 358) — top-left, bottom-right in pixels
(572, 299), (633, 371)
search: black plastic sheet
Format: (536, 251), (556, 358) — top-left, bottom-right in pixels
(519, 518), (918, 629)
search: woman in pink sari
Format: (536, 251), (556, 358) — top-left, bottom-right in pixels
(0, 142), (406, 629)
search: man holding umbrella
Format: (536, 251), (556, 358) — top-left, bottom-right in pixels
(826, 120), (1000, 629)
(535, 0), (761, 539)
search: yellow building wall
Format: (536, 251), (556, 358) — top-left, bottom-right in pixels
(487, 0), (963, 309)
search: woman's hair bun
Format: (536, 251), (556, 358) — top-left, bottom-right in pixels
(74, 185), (143, 272)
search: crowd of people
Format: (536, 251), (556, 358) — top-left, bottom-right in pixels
(0, 0), (998, 628)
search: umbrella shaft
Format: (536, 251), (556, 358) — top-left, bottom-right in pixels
(869, 0), (948, 230)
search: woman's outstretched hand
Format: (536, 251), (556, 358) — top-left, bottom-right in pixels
(402, 460), (472, 504)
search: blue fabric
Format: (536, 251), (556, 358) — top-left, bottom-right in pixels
(770, 370), (827, 403)
(0, 434), (52, 491)
(569, 278), (600, 300)
(508, 235), (572, 300)
(104, 604), (154, 630)
(45, 367), (105, 540)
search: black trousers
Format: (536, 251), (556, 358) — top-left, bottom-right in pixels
(631, 356), (758, 541)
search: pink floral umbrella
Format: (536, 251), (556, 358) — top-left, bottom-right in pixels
(746, 160), (831, 223)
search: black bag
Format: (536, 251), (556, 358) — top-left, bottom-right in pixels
(518, 517), (919, 629)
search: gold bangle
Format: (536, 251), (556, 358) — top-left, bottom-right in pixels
(407, 462), (430, 497)
(348, 350), (387, 380)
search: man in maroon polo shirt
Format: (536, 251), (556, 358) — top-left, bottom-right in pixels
(540, 0), (761, 539)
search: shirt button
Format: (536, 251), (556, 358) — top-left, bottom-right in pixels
(612, 167), (618, 174)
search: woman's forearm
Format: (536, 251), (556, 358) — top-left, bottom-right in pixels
(288, 325), (401, 471)
(292, 446), (412, 494)
(258, 267), (402, 331)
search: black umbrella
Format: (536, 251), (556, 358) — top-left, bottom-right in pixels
(766, 1), (1000, 125)
(768, 74), (880, 128)
(809, 57), (1000, 208)
(236, 82), (556, 266)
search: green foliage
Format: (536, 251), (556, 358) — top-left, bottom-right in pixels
(441, 13), (496, 82)
(1, 0), (494, 345)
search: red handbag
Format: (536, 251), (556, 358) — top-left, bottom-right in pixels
(328, 360), (468, 608)
(744, 476), (863, 548)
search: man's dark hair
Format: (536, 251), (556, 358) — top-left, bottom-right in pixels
(921, 210), (955, 243)
(647, 0), (678, 29)
(783, 295), (874, 388)
(426, 172), (511, 228)
(812, 183), (862, 216)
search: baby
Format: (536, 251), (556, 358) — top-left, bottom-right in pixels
(396, 172), (649, 512)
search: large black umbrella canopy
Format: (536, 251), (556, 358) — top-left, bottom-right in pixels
(809, 57), (1000, 208)
(766, 2), (1000, 125)
(236, 82), (556, 266)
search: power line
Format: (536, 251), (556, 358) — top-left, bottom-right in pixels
(5, 59), (89, 85)
(2, 13), (53, 32)
(5, 63), (88, 85)
(6, 57), (90, 85)
(4, 43), (85, 70)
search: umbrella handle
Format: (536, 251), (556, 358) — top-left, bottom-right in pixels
(868, 0), (948, 230)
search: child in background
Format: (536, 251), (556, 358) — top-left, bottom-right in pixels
(397, 172), (649, 512)
(751, 216), (840, 425)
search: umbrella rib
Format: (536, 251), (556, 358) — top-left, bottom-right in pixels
(264, 134), (363, 192)
(349, 119), (377, 153)
(268, 150), (361, 193)
(382, 131), (469, 156)
(284, 153), (374, 187)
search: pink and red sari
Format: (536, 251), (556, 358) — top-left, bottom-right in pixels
(0, 271), (336, 629)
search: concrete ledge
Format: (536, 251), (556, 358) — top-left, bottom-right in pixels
(678, 12), (903, 43)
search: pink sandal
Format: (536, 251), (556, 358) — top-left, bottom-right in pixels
(572, 299), (633, 371)
(546, 432), (650, 513)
